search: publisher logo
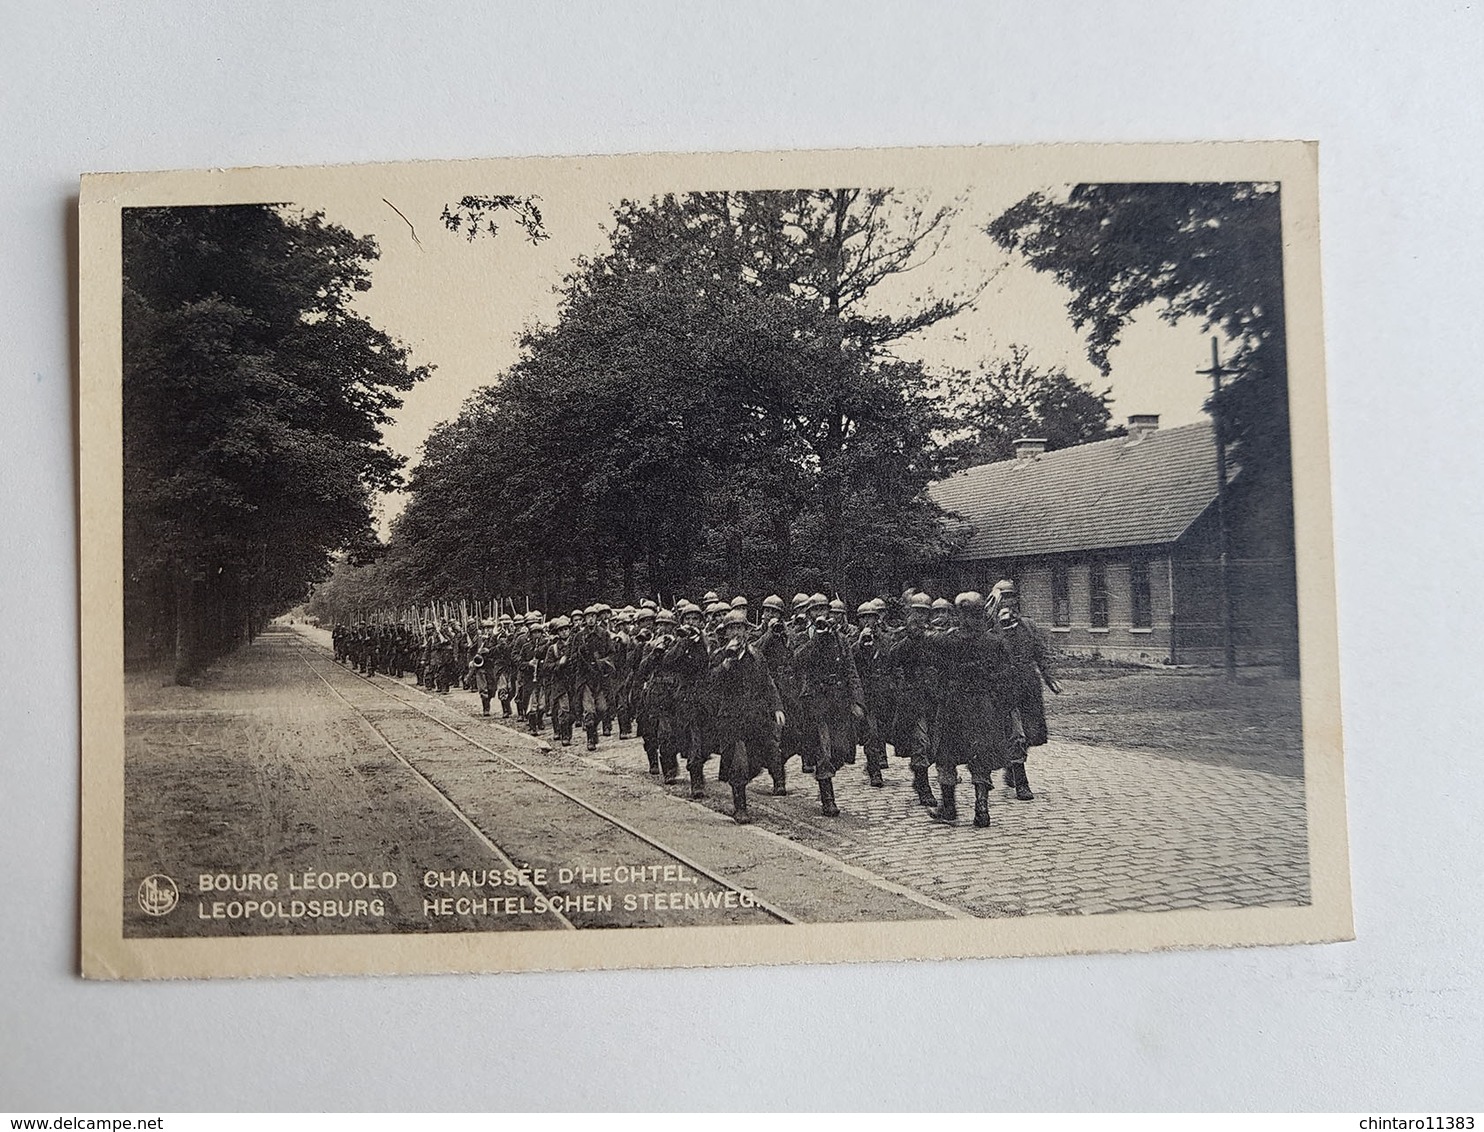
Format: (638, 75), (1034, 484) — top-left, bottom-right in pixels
(138, 874), (179, 916)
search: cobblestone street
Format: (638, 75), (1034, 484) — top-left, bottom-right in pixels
(529, 694), (1312, 920)
(292, 621), (1312, 922)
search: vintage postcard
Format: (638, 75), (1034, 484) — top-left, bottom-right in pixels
(78, 142), (1350, 979)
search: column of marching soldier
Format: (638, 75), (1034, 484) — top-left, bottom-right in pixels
(331, 582), (1060, 830)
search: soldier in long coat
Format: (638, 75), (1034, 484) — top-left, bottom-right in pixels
(709, 610), (785, 823)
(627, 608), (662, 773)
(468, 619), (497, 715)
(754, 595), (799, 796)
(573, 606), (615, 751)
(886, 592), (940, 808)
(611, 607), (639, 740)
(489, 615), (517, 718)
(922, 591), (1019, 828)
(542, 616), (577, 745)
(635, 609), (682, 783)
(794, 607), (866, 817)
(649, 617), (711, 797)
(429, 626), (457, 694)
(991, 580), (1059, 801)
(514, 613), (547, 734)
(851, 598), (894, 788)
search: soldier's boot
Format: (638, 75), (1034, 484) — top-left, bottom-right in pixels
(479, 694), (492, 717)
(601, 716), (613, 737)
(973, 783), (991, 828)
(818, 776), (840, 818)
(498, 696), (512, 718)
(1012, 762), (1035, 801)
(645, 744), (661, 776)
(770, 763), (787, 796)
(585, 714), (599, 751)
(912, 767), (938, 808)
(867, 750), (885, 788)
(660, 750), (680, 785)
(931, 783), (959, 825)
(731, 782), (752, 824)
(688, 761), (707, 799)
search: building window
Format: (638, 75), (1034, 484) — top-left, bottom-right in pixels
(1130, 559), (1152, 629)
(1051, 563), (1070, 627)
(1089, 561), (1109, 628)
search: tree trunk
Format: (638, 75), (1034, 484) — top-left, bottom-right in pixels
(725, 501), (744, 596)
(172, 567), (195, 685)
(771, 512), (792, 597)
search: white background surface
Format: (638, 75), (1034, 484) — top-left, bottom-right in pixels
(3, 0), (1481, 1112)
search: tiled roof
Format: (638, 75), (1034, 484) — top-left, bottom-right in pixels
(928, 422), (1220, 560)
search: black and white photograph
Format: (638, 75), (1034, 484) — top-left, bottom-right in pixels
(79, 143), (1348, 979)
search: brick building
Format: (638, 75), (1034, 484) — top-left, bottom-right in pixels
(925, 416), (1297, 666)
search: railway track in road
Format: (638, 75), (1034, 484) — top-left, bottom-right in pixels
(293, 643), (800, 929)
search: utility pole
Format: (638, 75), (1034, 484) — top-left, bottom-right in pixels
(1197, 337), (1238, 681)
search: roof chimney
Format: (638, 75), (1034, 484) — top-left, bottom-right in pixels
(1126, 414), (1160, 442)
(1012, 437), (1048, 460)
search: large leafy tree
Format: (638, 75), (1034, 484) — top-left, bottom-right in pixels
(123, 204), (429, 679)
(384, 188), (968, 608)
(988, 182), (1298, 670)
(942, 344), (1123, 468)
(987, 182), (1288, 492)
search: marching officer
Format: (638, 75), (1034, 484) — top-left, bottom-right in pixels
(644, 610), (710, 795)
(429, 624), (456, 694)
(709, 610), (786, 823)
(469, 618), (498, 715)
(611, 607), (640, 740)
(991, 580), (1059, 801)
(635, 608), (684, 783)
(515, 612), (547, 733)
(574, 604), (616, 751)
(491, 614), (518, 718)
(852, 598), (892, 787)
(922, 592), (1018, 828)
(886, 591), (940, 808)
(794, 601), (866, 817)
(416, 623), (434, 688)
(627, 607), (660, 765)
(755, 594), (799, 795)
(541, 615), (576, 745)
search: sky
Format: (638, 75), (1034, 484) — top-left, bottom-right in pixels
(311, 178), (1224, 531)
